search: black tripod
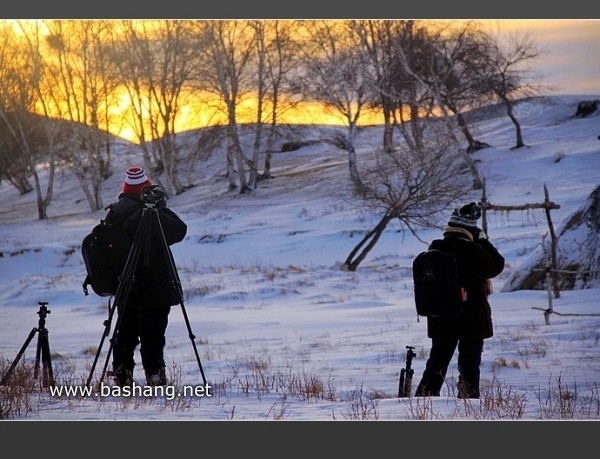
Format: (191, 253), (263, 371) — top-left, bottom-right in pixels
(1, 301), (55, 388)
(398, 345), (416, 398)
(86, 189), (207, 388)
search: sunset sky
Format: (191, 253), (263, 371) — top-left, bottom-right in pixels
(484, 19), (600, 94)
(2, 18), (596, 96)
(0, 18), (597, 141)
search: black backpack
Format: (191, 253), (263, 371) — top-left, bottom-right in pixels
(81, 209), (136, 297)
(412, 248), (467, 318)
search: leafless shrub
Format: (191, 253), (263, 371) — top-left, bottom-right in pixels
(533, 374), (599, 419)
(492, 356), (521, 372)
(238, 355), (275, 398)
(266, 398), (290, 420)
(492, 356), (508, 371)
(404, 375), (527, 420)
(477, 376), (527, 419)
(516, 339), (548, 364)
(0, 359), (39, 419)
(403, 395), (439, 420)
(341, 383), (379, 420)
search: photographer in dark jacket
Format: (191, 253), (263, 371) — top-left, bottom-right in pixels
(105, 166), (187, 387)
(414, 202), (505, 399)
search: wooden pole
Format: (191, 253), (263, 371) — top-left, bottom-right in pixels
(479, 183), (562, 300)
(480, 179), (488, 234)
(543, 184), (560, 298)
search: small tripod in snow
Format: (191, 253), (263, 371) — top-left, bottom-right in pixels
(1, 301), (55, 388)
(398, 345), (416, 398)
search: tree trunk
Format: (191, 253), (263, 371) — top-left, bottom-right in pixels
(382, 102), (394, 153)
(456, 113), (477, 151)
(226, 142), (237, 191)
(347, 143), (365, 193)
(344, 213), (394, 271)
(346, 123), (366, 193)
(505, 100), (525, 148)
(261, 122), (276, 180)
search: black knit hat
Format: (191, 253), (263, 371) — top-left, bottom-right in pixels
(448, 202), (482, 230)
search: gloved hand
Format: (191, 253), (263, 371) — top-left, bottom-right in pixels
(141, 185), (168, 208)
(477, 229), (488, 240)
(156, 197), (167, 208)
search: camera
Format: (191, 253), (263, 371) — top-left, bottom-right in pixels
(141, 185), (168, 207)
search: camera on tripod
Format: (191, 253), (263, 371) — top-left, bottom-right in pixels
(141, 185), (168, 207)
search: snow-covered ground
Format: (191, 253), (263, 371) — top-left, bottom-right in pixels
(1, 95), (599, 420)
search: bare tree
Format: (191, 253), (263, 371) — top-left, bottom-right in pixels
(425, 21), (494, 153)
(0, 23), (34, 195)
(0, 21), (69, 219)
(107, 20), (197, 195)
(383, 21), (439, 154)
(348, 20), (406, 154)
(42, 20), (119, 211)
(190, 20), (258, 194)
(392, 21), (484, 189)
(0, 117), (33, 195)
(246, 20), (268, 189)
(344, 128), (473, 271)
(255, 20), (303, 181)
(296, 20), (379, 193)
(480, 26), (544, 149)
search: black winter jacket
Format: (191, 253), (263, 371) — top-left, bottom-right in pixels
(105, 193), (188, 308)
(425, 226), (505, 340)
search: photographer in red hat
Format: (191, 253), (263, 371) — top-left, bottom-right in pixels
(104, 166), (187, 387)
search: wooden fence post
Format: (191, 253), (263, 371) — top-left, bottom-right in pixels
(543, 184), (560, 298)
(479, 183), (561, 298)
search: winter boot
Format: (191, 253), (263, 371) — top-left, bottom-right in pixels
(145, 367), (167, 386)
(457, 380), (480, 399)
(111, 365), (134, 387)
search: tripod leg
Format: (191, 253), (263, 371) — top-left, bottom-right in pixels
(97, 335), (115, 387)
(85, 303), (115, 388)
(0, 328), (37, 385)
(39, 329), (55, 387)
(398, 369), (406, 398)
(88, 295), (129, 388)
(405, 369), (413, 398)
(98, 310), (125, 387)
(178, 305), (207, 386)
(86, 208), (148, 388)
(153, 210), (208, 386)
(34, 328), (43, 381)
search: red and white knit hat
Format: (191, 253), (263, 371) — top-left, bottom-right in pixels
(122, 166), (152, 196)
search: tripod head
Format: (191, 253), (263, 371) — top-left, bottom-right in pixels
(37, 301), (51, 320)
(141, 185), (168, 208)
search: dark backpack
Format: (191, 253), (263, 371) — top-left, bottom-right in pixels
(81, 210), (136, 297)
(412, 248), (467, 318)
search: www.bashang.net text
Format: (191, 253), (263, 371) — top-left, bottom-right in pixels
(49, 382), (213, 401)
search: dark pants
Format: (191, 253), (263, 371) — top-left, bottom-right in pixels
(112, 305), (171, 379)
(414, 337), (484, 398)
